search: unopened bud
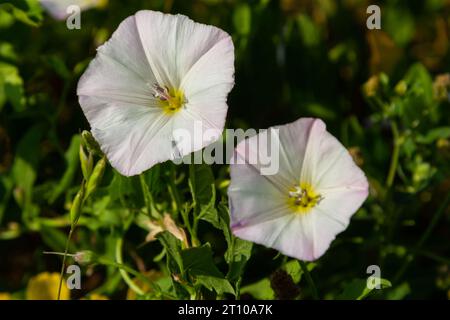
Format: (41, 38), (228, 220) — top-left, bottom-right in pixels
(394, 81), (407, 96)
(379, 73), (389, 87)
(74, 250), (97, 265)
(80, 144), (94, 180)
(85, 157), (106, 199)
(81, 131), (102, 156)
(70, 184), (85, 227)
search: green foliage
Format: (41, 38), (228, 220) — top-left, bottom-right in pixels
(181, 245), (235, 295)
(337, 278), (391, 300)
(0, 0), (449, 300)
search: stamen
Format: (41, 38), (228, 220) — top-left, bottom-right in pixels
(288, 183), (323, 213)
(152, 84), (171, 101)
(151, 83), (186, 114)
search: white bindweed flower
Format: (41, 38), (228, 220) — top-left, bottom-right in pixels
(77, 10), (234, 176)
(228, 118), (369, 261)
(39, 0), (107, 20)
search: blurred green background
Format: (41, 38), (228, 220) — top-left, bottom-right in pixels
(0, 0), (449, 300)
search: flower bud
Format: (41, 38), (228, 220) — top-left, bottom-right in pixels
(79, 144), (94, 180)
(70, 184), (85, 227)
(363, 76), (379, 97)
(74, 250), (97, 265)
(85, 157), (106, 199)
(394, 81), (407, 96)
(81, 131), (102, 156)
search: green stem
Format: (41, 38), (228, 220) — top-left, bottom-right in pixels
(180, 205), (198, 247)
(97, 257), (157, 291)
(299, 260), (319, 300)
(115, 237), (145, 296)
(139, 174), (152, 216)
(386, 121), (400, 188)
(393, 193), (450, 283)
(167, 165), (182, 217)
(139, 174), (160, 218)
(57, 227), (74, 300)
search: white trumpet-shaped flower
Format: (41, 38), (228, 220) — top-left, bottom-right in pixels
(77, 10), (234, 176)
(228, 118), (369, 261)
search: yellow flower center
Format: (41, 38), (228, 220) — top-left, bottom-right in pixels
(288, 182), (323, 214)
(153, 84), (185, 114)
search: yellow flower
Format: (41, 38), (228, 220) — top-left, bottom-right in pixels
(26, 272), (70, 300)
(0, 292), (12, 300)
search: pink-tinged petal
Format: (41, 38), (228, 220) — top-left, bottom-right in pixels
(314, 132), (369, 193)
(232, 129), (294, 190)
(299, 119), (368, 192)
(228, 117), (369, 261)
(299, 118), (369, 222)
(232, 215), (294, 255)
(232, 213), (319, 262)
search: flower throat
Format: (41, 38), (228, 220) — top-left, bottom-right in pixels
(152, 84), (186, 114)
(288, 183), (323, 214)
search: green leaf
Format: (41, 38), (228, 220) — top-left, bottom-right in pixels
(208, 203), (232, 245)
(142, 164), (162, 196)
(283, 260), (301, 283)
(0, 42), (18, 62)
(0, 0), (43, 27)
(202, 203), (252, 285)
(181, 244), (235, 295)
(397, 63), (435, 125)
(305, 103), (336, 120)
(49, 135), (80, 203)
(336, 278), (392, 300)
(282, 260), (316, 284)
(12, 125), (43, 212)
(197, 185), (220, 229)
(189, 163), (214, 208)
(181, 245), (224, 278)
(240, 278), (274, 300)
(157, 231), (183, 274)
(196, 275), (235, 296)
(386, 282), (410, 300)
(384, 6), (414, 46)
(0, 62), (25, 111)
(416, 127), (450, 144)
(108, 171), (142, 208)
(297, 14), (321, 47)
(226, 238), (253, 283)
(0, 176), (13, 224)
